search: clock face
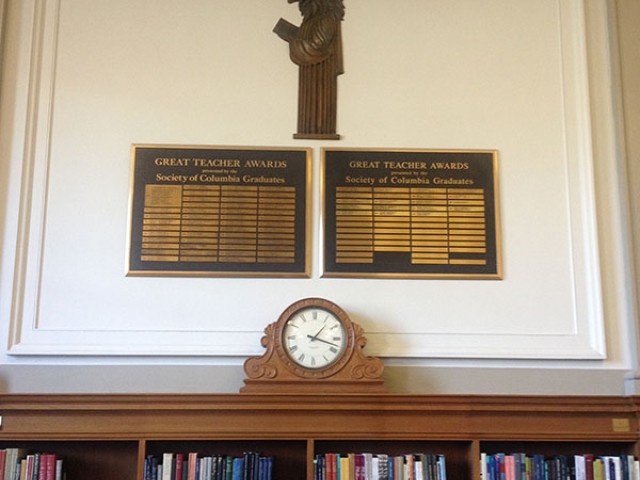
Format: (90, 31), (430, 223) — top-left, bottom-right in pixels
(282, 306), (347, 370)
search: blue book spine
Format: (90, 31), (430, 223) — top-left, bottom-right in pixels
(151, 456), (158, 480)
(232, 458), (245, 480)
(437, 455), (446, 480)
(315, 455), (319, 480)
(143, 456), (150, 480)
(487, 455), (496, 480)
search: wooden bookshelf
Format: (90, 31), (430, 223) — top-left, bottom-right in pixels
(0, 394), (638, 479)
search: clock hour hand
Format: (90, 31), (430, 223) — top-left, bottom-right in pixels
(306, 334), (338, 348)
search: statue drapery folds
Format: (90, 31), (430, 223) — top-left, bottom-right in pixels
(274, 0), (345, 139)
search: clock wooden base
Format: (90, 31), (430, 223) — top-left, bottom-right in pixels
(241, 298), (388, 394)
(241, 378), (387, 394)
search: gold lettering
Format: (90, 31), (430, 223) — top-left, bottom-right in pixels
(243, 160), (288, 168)
(349, 160), (380, 168)
(154, 157), (190, 166)
(193, 158), (241, 168)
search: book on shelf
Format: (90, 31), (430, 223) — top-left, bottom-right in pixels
(143, 452), (273, 480)
(230, 457), (243, 480)
(174, 453), (184, 480)
(480, 452), (640, 480)
(584, 453), (594, 480)
(187, 452), (197, 480)
(404, 454), (413, 480)
(3, 447), (28, 480)
(354, 454), (365, 480)
(339, 456), (351, 480)
(377, 454), (388, 480)
(41, 453), (57, 480)
(23, 456), (34, 480)
(0, 449), (63, 480)
(314, 451), (447, 480)
(161, 453), (173, 480)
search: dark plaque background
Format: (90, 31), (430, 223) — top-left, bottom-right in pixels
(128, 145), (310, 277)
(322, 149), (501, 279)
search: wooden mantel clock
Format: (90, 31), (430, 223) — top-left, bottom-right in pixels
(241, 298), (387, 393)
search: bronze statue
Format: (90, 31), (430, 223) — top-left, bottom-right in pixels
(274, 0), (345, 139)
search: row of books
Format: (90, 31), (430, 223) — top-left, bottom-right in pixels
(143, 451), (273, 480)
(314, 452), (447, 480)
(480, 452), (640, 480)
(0, 449), (64, 480)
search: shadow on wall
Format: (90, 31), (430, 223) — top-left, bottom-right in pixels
(0, 365), (246, 394)
(0, 364), (630, 395)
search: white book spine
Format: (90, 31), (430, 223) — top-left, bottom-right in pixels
(162, 453), (173, 480)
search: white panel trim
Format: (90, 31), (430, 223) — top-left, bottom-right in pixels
(4, 0), (617, 359)
(7, 0), (60, 351)
(558, 0), (607, 356)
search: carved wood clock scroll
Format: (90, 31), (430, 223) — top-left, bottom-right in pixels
(241, 298), (387, 393)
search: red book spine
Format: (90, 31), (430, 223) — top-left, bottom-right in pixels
(584, 453), (595, 480)
(174, 453), (184, 480)
(187, 452), (198, 480)
(327, 454), (337, 480)
(354, 454), (365, 480)
(25, 455), (34, 480)
(47, 454), (57, 480)
(0, 450), (6, 479)
(38, 454), (49, 480)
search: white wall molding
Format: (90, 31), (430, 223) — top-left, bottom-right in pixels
(0, 0), (626, 361)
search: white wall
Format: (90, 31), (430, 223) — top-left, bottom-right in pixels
(616, 0), (640, 393)
(0, 0), (637, 394)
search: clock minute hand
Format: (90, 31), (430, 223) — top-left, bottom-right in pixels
(306, 334), (338, 348)
(310, 325), (327, 341)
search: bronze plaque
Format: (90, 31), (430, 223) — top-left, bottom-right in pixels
(322, 148), (501, 279)
(127, 145), (311, 277)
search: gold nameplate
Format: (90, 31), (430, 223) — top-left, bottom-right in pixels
(612, 418), (631, 433)
(322, 148), (502, 279)
(127, 145), (311, 277)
